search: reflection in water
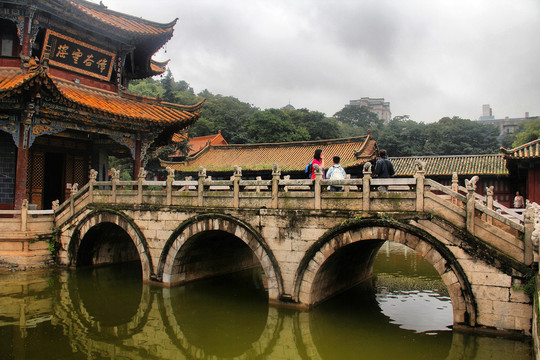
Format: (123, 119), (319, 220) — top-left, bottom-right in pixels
(0, 243), (533, 360)
(167, 269), (269, 358)
(73, 261), (142, 327)
(310, 281), (453, 360)
(374, 242), (453, 334)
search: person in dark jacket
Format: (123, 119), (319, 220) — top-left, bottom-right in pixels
(373, 149), (395, 178)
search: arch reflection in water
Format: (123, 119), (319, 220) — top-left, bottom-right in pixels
(374, 241), (453, 334)
(65, 262), (152, 338)
(160, 268), (280, 359)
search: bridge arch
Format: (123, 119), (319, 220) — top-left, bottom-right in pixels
(158, 213), (283, 299)
(68, 210), (154, 280)
(293, 218), (476, 327)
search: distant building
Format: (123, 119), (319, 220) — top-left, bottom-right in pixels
(479, 104), (495, 121)
(477, 105), (538, 136)
(347, 97), (391, 122)
(282, 103), (295, 111)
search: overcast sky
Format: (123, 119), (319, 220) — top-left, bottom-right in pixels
(97, 0), (540, 123)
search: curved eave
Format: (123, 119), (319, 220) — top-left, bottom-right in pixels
(69, 0), (177, 37)
(0, 68), (202, 129)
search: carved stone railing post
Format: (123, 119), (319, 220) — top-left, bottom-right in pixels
(89, 169), (97, 203)
(198, 167), (206, 207)
(524, 205), (534, 266)
(314, 164), (322, 210)
(233, 165), (242, 208)
(255, 176), (262, 193)
(362, 162), (372, 211)
(111, 168), (120, 204)
(70, 183), (78, 217)
(486, 186), (494, 224)
(414, 160), (425, 212)
(452, 172), (459, 205)
(272, 164), (280, 209)
(465, 176), (479, 235)
(166, 167), (174, 206)
(345, 174), (351, 193)
(21, 199), (28, 232)
(137, 168), (147, 204)
(52, 200), (59, 213)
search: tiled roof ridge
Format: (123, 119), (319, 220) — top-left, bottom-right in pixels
(0, 68), (43, 95)
(500, 138), (540, 159)
(500, 138), (540, 153)
(191, 132), (223, 142)
(204, 135), (370, 150)
(68, 0), (178, 34)
(391, 154), (503, 160)
(391, 154), (508, 176)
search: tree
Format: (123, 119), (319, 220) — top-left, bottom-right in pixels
(161, 69), (176, 102)
(512, 118), (540, 147)
(333, 105), (384, 138)
(377, 115), (427, 156)
(192, 92), (257, 143)
(128, 78), (162, 98)
(245, 109), (310, 143)
(284, 108), (341, 140)
(423, 117), (499, 155)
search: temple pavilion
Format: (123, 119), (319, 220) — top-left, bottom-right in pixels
(161, 135), (379, 179)
(0, 0), (203, 210)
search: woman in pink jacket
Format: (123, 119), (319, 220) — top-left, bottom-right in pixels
(311, 148), (325, 179)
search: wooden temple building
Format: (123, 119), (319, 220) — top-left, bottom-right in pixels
(0, 0), (203, 210)
(501, 139), (540, 205)
(168, 130), (228, 160)
(391, 154), (514, 207)
(161, 135), (379, 179)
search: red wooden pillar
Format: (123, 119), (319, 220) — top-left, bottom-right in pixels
(528, 167), (540, 204)
(14, 123), (29, 210)
(133, 139), (142, 180)
(22, 14), (31, 56)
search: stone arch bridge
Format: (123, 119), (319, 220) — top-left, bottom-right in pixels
(53, 165), (539, 335)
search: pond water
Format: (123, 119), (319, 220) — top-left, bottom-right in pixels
(0, 242), (532, 359)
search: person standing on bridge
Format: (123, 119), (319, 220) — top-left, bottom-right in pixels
(326, 156), (347, 191)
(373, 149), (395, 178)
(311, 149), (325, 179)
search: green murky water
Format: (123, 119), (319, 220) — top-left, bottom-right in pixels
(0, 242), (532, 359)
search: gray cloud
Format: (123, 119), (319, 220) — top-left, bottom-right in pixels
(102, 0), (540, 122)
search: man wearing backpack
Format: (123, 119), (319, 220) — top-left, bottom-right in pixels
(326, 156), (347, 192)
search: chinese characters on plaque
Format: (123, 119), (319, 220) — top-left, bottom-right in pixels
(43, 30), (116, 81)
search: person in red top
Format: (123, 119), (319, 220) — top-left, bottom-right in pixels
(311, 148), (325, 179)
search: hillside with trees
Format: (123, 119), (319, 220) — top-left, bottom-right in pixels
(128, 71), (525, 161)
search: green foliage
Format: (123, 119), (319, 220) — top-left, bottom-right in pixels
(245, 109), (310, 143)
(192, 93), (257, 143)
(512, 118), (540, 147)
(108, 156), (133, 180)
(285, 108), (341, 140)
(378, 115), (427, 156)
(333, 105), (384, 138)
(128, 78), (163, 98)
(423, 117), (499, 155)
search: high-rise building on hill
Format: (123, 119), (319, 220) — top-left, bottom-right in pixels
(347, 97), (391, 123)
